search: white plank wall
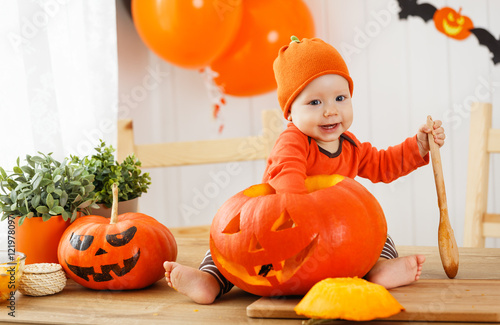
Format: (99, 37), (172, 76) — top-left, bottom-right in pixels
(115, 0), (500, 247)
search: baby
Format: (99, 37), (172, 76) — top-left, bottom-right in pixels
(164, 37), (445, 304)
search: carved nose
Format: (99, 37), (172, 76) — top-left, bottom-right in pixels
(95, 248), (108, 256)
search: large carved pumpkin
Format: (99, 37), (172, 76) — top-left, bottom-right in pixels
(210, 175), (387, 296)
(58, 185), (177, 290)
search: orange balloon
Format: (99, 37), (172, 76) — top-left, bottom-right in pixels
(132, 0), (243, 69)
(210, 0), (315, 97)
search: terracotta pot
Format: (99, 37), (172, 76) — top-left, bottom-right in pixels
(89, 198), (139, 218)
(15, 215), (71, 264)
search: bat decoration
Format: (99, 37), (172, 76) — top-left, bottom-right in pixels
(398, 0), (436, 22)
(397, 0), (500, 65)
(470, 28), (500, 65)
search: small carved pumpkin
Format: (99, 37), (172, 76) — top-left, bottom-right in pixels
(58, 184), (177, 290)
(210, 175), (387, 296)
(294, 277), (404, 321)
(433, 7), (473, 40)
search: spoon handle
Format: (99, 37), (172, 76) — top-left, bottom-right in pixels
(427, 116), (459, 278)
(427, 116), (448, 213)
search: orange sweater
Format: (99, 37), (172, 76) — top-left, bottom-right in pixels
(262, 123), (429, 194)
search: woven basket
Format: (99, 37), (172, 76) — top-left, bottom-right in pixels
(19, 263), (66, 296)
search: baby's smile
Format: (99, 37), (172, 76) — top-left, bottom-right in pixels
(319, 123), (339, 130)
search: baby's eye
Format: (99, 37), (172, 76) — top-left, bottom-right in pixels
(309, 99), (321, 105)
(336, 95), (346, 102)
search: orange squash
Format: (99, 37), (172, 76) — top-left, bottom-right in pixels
(58, 184), (177, 290)
(210, 175), (387, 296)
(433, 7), (473, 40)
(294, 277), (404, 321)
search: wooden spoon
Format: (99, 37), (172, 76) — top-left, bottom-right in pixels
(427, 116), (459, 278)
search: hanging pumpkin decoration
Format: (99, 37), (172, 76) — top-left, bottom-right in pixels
(58, 184), (177, 290)
(209, 0), (315, 96)
(210, 174), (387, 296)
(294, 277), (405, 321)
(433, 7), (473, 40)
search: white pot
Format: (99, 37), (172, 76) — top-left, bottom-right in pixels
(89, 198), (139, 218)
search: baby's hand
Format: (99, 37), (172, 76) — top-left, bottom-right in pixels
(416, 119), (445, 158)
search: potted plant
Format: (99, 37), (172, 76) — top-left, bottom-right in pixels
(0, 152), (97, 264)
(72, 140), (151, 217)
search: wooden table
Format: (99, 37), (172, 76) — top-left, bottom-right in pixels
(1, 226), (499, 324)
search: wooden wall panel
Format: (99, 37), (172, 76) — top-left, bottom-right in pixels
(116, 0), (500, 247)
(485, 0), (500, 247)
(405, 0), (449, 246)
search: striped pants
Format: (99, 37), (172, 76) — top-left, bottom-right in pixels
(199, 235), (399, 298)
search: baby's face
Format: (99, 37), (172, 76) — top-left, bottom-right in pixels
(289, 74), (353, 152)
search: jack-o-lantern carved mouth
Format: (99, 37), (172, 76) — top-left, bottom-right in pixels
(211, 234), (318, 288)
(65, 249), (141, 282)
(254, 234), (319, 286)
(442, 19), (464, 36)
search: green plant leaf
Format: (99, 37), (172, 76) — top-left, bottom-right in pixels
(47, 183), (55, 194)
(73, 167), (83, 177)
(36, 206), (49, 214)
(50, 206), (64, 215)
(39, 178), (52, 187)
(32, 173), (42, 189)
(53, 167), (62, 177)
(26, 155), (35, 168)
(53, 174), (62, 183)
(31, 156), (46, 164)
(46, 193), (54, 209)
(0, 167), (7, 179)
(20, 165), (34, 177)
(77, 199), (94, 209)
(32, 194), (40, 208)
(62, 210), (71, 221)
(73, 194), (82, 203)
(89, 203), (100, 209)
(60, 191), (68, 207)
(7, 179), (17, 189)
(10, 190), (17, 203)
(84, 184), (95, 194)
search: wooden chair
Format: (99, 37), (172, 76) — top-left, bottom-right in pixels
(464, 102), (500, 247)
(116, 109), (283, 168)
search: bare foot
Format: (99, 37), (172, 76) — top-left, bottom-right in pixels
(365, 255), (425, 289)
(164, 261), (220, 304)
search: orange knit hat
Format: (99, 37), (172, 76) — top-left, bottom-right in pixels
(273, 37), (354, 118)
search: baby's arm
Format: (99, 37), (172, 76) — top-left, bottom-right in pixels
(416, 119), (446, 158)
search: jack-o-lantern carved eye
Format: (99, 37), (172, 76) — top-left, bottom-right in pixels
(222, 214), (240, 234)
(272, 210), (296, 232)
(70, 233), (94, 251)
(106, 226), (137, 247)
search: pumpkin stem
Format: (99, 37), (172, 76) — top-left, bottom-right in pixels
(110, 183), (119, 224)
(458, 7), (462, 15)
